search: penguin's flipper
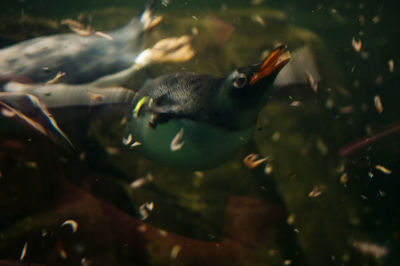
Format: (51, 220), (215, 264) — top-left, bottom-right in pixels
(0, 92), (74, 149)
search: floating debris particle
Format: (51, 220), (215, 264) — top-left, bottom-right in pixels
(194, 171), (204, 178)
(130, 173), (153, 189)
(59, 248), (67, 259)
(146, 202), (154, 211)
(159, 229), (168, 237)
(19, 241), (28, 261)
(130, 141), (142, 149)
(352, 240), (388, 258)
(359, 15), (365, 25)
(388, 59), (394, 73)
(243, 153), (267, 169)
(316, 137), (329, 155)
(284, 259), (292, 265)
(252, 15), (266, 27)
(374, 95), (383, 114)
(268, 249), (278, 256)
(325, 98), (334, 109)
(94, 31), (114, 41)
(139, 206), (148, 220)
(375, 75), (383, 85)
(139, 201), (154, 220)
(287, 214), (295, 225)
(61, 18), (92, 36)
(79, 152), (86, 161)
(252, 0), (264, 5)
(138, 224), (147, 232)
(24, 161), (38, 169)
(340, 173), (349, 184)
(339, 105), (353, 114)
(1, 93), (75, 149)
(191, 27), (199, 36)
(170, 245), (182, 260)
(45, 71), (66, 85)
(122, 134), (141, 149)
(207, 234), (216, 240)
(338, 162), (345, 173)
(162, 0), (170, 7)
(170, 128), (184, 151)
(264, 163), (273, 175)
(375, 165), (392, 174)
(61, 18), (114, 41)
(193, 172), (204, 186)
(308, 186), (324, 198)
(361, 194), (368, 200)
(290, 101), (302, 107)
(352, 37), (362, 52)
(378, 190), (386, 197)
(305, 70), (318, 92)
(360, 51), (369, 59)
(1, 107), (15, 117)
(81, 257), (90, 266)
(120, 116), (127, 126)
(372, 16), (381, 24)
(105, 146), (120, 155)
(368, 171), (374, 178)
(87, 91), (105, 101)
(121, 133), (133, 145)
(272, 131), (281, 142)
(61, 219), (78, 233)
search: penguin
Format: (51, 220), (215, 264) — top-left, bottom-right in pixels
(0, 0), (161, 85)
(0, 45), (289, 170)
(127, 45), (290, 169)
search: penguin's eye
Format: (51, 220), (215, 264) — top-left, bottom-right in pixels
(233, 73), (247, 88)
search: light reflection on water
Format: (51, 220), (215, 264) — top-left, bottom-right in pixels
(0, 0), (398, 265)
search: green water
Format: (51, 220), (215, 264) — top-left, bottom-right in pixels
(0, 0), (398, 265)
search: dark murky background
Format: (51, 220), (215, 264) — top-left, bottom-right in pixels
(0, 0), (399, 265)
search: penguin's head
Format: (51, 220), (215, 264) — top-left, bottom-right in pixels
(214, 45), (290, 129)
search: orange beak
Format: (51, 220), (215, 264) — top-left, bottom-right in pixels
(249, 45), (291, 86)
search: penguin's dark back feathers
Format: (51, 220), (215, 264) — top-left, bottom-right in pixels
(136, 72), (224, 122)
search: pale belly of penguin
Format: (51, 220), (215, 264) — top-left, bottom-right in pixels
(127, 114), (254, 170)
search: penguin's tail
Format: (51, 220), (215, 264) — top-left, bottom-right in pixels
(139, 0), (163, 33)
